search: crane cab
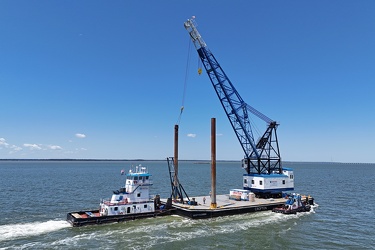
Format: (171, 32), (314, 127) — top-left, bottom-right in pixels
(243, 168), (294, 198)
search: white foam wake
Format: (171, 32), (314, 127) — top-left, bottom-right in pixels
(0, 220), (70, 242)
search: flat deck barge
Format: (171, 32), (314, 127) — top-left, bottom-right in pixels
(161, 194), (285, 219)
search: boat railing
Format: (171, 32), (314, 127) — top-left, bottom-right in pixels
(101, 198), (154, 206)
(128, 165), (149, 175)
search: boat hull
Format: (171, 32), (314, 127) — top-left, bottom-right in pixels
(67, 209), (173, 227)
(272, 205), (311, 215)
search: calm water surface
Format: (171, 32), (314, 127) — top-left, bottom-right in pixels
(0, 160), (374, 249)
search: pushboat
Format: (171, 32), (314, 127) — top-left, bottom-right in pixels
(272, 193), (314, 215)
(67, 165), (172, 227)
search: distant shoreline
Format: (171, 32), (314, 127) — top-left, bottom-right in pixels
(0, 159), (234, 162)
(0, 159), (164, 162)
(0, 159), (373, 164)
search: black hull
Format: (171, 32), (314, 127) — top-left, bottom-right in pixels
(67, 209), (173, 227)
(170, 203), (281, 219)
(272, 205), (311, 215)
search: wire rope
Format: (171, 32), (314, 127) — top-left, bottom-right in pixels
(176, 38), (192, 125)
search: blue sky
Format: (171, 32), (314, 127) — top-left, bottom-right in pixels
(1, 1), (374, 162)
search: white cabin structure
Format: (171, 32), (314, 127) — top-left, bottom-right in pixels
(99, 165), (155, 216)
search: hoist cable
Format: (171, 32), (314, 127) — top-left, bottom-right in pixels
(176, 38), (192, 125)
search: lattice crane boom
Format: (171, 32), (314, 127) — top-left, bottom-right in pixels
(184, 17), (282, 175)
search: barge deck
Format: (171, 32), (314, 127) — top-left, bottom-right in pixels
(161, 194), (285, 219)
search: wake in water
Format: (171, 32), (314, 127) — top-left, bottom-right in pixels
(0, 220), (70, 242)
(59, 208), (317, 249)
(0, 207), (319, 249)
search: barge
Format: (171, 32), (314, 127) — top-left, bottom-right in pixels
(162, 193), (314, 219)
(161, 194), (284, 219)
(67, 165), (172, 227)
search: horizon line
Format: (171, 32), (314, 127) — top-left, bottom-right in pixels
(0, 158), (374, 164)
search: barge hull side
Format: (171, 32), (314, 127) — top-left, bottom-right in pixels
(67, 209), (173, 227)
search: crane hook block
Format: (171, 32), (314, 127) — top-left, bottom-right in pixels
(198, 68), (202, 75)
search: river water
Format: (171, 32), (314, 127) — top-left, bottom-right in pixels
(0, 160), (374, 249)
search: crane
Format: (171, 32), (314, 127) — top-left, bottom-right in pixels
(184, 17), (294, 198)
